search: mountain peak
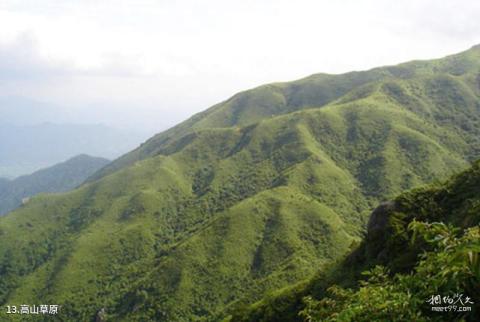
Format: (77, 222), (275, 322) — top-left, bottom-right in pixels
(68, 154), (109, 163)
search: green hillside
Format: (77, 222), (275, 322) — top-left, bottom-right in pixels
(231, 159), (480, 322)
(0, 155), (110, 216)
(90, 44), (480, 181)
(0, 45), (480, 321)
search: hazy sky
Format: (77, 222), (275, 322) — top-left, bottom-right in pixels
(0, 0), (479, 131)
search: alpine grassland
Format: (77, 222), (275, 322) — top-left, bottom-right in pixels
(1, 45), (480, 321)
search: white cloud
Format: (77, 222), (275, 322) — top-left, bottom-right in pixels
(0, 33), (69, 79)
(0, 0), (479, 131)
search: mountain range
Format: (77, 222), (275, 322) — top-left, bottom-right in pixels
(0, 45), (479, 321)
(0, 154), (110, 216)
(0, 122), (147, 179)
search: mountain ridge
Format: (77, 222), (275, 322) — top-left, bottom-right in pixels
(0, 154), (110, 216)
(88, 44), (480, 182)
(0, 45), (479, 321)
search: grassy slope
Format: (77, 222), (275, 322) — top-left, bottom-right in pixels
(231, 160), (480, 322)
(89, 45), (480, 181)
(0, 46), (479, 321)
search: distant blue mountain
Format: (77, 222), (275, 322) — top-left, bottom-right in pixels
(0, 122), (147, 178)
(0, 154), (110, 216)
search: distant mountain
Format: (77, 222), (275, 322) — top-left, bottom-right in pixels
(0, 122), (147, 178)
(0, 154), (109, 216)
(0, 46), (480, 321)
(0, 178), (8, 189)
